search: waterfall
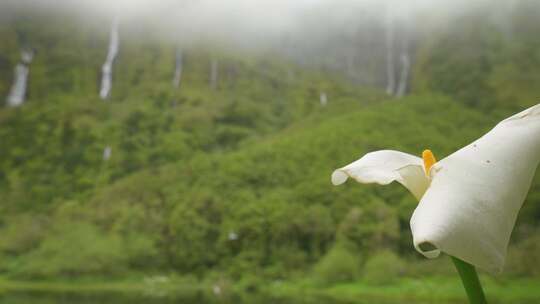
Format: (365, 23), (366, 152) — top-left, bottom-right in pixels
(395, 6), (411, 99)
(210, 59), (218, 90)
(320, 92), (328, 106)
(228, 231), (238, 241)
(345, 47), (356, 80)
(21, 50), (33, 65)
(103, 146), (112, 161)
(99, 17), (119, 100)
(396, 51), (410, 98)
(173, 49), (183, 88)
(6, 50), (34, 107)
(287, 70), (295, 83)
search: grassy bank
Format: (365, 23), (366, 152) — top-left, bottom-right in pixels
(265, 277), (540, 304)
(0, 276), (539, 303)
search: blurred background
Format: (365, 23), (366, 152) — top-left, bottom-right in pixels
(0, 0), (539, 303)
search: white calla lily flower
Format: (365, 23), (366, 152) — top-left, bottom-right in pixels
(332, 103), (540, 273)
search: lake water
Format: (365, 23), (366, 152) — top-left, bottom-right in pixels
(1, 291), (208, 304)
(2, 289), (538, 304)
(0, 290), (307, 304)
(0, 290), (390, 304)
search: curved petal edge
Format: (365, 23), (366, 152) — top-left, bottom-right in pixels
(331, 150), (430, 200)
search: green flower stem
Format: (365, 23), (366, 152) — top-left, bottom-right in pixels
(451, 256), (487, 304)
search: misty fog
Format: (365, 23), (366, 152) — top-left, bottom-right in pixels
(0, 0), (525, 90)
(0, 0), (511, 49)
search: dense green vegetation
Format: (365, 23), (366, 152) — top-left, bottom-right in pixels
(1, 3), (540, 302)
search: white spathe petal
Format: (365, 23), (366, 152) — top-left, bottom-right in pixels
(332, 150), (430, 200)
(411, 103), (540, 273)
